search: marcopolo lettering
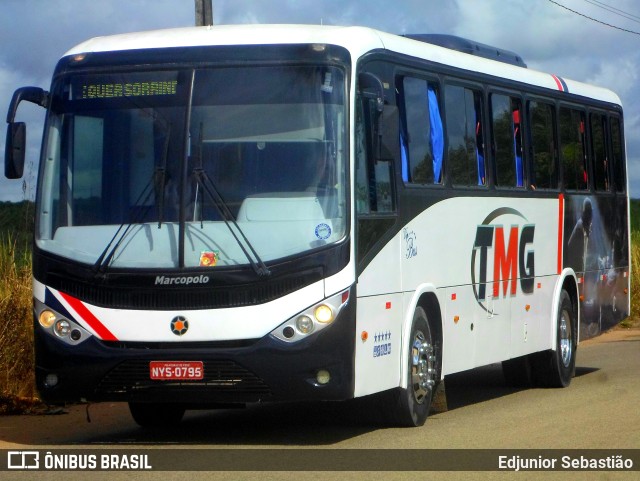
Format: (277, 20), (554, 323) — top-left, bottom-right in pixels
(471, 208), (535, 304)
(154, 275), (210, 286)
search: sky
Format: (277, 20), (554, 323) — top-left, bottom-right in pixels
(1, 0), (639, 200)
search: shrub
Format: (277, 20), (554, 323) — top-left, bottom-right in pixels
(0, 234), (35, 401)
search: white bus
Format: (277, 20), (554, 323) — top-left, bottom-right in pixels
(5, 25), (630, 427)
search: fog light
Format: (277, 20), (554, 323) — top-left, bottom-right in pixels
(44, 373), (58, 388)
(296, 315), (314, 334)
(316, 369), (331, 385)
(70, 329), (82, 341)
(314, 305), (334, 324)
(283, 326), (295, 339)
(54, 319), (71, 337)
(39, 310), (56, 328)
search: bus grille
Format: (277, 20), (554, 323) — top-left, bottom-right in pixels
(95, 360), (271, 401)
(46, 268), (322, 310)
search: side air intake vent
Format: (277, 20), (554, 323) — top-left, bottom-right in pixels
(403, 34), (527, 68)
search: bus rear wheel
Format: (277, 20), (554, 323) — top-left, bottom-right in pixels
(128, 402), (185, 427)
(531, 290), (576, 388)
(390, 306), (439, 427)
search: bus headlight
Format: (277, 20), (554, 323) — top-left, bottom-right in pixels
(270, 288), (350, 343)
(314, 305), (334, 324)
(34, 299), (92, 346)
(54, 319), (71, 337)
(316, 369), (331, 385)
(39, 310), (57, 328)
(296, 315), (314, 334)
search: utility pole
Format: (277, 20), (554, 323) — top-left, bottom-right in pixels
(195, 0), (213, 26)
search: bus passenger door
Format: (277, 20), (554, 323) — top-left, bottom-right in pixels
(353, 78), (403, 397)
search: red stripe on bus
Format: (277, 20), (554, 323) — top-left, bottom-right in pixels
(59, 291), (118, 341)
(551, 74), (563, 91)
(557, 194), (564, 274)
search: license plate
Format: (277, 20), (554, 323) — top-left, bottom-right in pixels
(149, 361), (204, 380)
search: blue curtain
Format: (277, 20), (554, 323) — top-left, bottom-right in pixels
(400, 131), (409, 182)
(428, 87), (444, 183)
(476, 119), (485, 186)
(514, 125), (523, 187)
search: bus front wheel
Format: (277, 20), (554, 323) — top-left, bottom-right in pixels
(390, 306), (439, 427)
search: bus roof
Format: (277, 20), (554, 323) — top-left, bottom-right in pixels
(64, 24), (621, 107)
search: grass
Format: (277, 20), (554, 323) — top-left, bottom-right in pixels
(0, 201), (40, 412)
(628, 198), (640, 327)
(0, 234), (38, 411)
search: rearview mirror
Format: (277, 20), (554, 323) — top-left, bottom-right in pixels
(4, 86), (49, 179)
(5, 122), (26, 179)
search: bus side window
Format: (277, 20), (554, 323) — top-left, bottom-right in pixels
(559, 107), (588, 190)
(355, 99), (371, 214)
(491, 94), (524, 187)
(399, 77), (443, 185)
(528, 101), (558, 189)
(610, 116), (625, 192)
(591, 112), (609, 191)
(355, 97), (395, 214)
(445, 84), (485, 186)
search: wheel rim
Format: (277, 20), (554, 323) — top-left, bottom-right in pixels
(559, 309), (572, 367)
(411, 331), (436, 404)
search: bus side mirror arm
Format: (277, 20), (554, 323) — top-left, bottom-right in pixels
(5, 86), (49, 179)
(358, 72), (384, 113)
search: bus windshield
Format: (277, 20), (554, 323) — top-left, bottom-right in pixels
(36, 64), (347, 269)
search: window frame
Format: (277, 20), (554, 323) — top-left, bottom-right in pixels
(558, 103), (590, 193)
(525, 97), (559, 191)
(395, 71), (445, 188)
(443, 79), (488, 189)
(488, 89), (526, 190)
(588, 108), (612, 193)
(609, 114), (626, 193)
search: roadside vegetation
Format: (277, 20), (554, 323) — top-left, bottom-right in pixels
(0, 201), (40, 413)
(627, 199), (640, 327)
(0, 200), (638, 412)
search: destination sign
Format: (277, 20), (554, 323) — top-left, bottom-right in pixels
(79, 80), (178, 99)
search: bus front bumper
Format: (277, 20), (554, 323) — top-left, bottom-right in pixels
(34, 299), (356, 405)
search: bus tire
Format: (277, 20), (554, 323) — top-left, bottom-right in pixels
(531, 290), (576, 388)
(389, 306), (439, 427)
(128, 402), (185, 427)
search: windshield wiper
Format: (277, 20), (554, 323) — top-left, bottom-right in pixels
(94, 122), (172, 275)
(192, 168), (271, 277)
(93, 174), (159, 275)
